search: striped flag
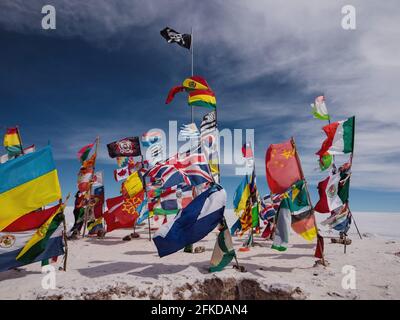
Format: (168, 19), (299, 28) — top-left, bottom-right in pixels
(200, 111), (217, 135)
(0, 204), (70, 271)
(0, 146), (62, 231)
(153, 184), (226, 257)
(3, 128), (22, 157)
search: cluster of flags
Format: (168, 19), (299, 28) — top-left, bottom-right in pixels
(1, 26), (362, 276)
(311, 96), (355, 237)
(1, 128), (67, 272)
(263, 138), (319, 253)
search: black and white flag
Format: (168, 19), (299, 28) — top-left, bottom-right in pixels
(160, 27), (191, 50)
(200, 111), (217, 135)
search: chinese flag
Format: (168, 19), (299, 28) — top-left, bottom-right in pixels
(265, 139), (302, 194)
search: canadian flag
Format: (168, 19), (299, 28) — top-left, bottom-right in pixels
(114, 166), (130, 182)
(315, 172), (343, 213)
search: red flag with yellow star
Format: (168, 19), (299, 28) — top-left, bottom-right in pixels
(265, 139), (302, 194)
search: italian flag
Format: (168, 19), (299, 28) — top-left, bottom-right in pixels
(314, 173), (344, 214)
(317, 116), (355, 157)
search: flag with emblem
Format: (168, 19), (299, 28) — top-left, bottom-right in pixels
(103, 191), (144, 232)
(160, 27), (191, 50)
(265, 139), (302, 194)
(0, 204), (69, 272)
(107, 137), (141, 158)
(314, 172), (344, 213)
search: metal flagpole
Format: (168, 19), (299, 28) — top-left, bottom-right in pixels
(190, 27), (194, 123)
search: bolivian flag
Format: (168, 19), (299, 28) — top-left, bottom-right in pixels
(3, 128), (22, 156)
(0, 204), (66, 272)
(16, 206), (64, 264)
(0, 146), (62, 231)
(188, 89), (217, 109)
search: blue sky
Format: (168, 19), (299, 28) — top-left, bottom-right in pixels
(0, 0), (399, 212)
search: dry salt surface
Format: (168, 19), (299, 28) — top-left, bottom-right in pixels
(0, 209), (399, 300)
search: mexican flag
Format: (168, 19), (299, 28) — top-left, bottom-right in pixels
(317, 116), (355, 157)
(315, 172), (343, 213)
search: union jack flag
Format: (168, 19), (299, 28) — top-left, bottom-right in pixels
(145, 151), (213, 189)
(260, 193), (282, 221)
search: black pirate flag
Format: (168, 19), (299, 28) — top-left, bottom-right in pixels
(107, 137), (141, 158)
(160, 27), (191, 50)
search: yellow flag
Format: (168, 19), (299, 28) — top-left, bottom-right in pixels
(123, 171), (143, 198)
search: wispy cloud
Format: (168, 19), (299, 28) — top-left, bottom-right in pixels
(1, 0), (399, 192)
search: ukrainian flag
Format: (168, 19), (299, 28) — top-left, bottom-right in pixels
(0, 146), (62, 231)
(233, 175), (250, 216)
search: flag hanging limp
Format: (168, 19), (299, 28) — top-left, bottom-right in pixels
(3, 128), (22, 157)
(314, 172), (344, 214)
(160, 27), (191, 50)
(265, 139), (302, 194)
(209, 220), (236, 272)
(311, 95), (330, 121)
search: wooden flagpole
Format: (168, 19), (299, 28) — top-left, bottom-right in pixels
(15, 125), (24, 156)
(138, 154), (152, 241)
(61, 193), (71, 271)
(82, 136), (99, 238)
(291, 137), (327, 266)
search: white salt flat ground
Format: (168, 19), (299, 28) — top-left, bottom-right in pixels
(0, 209), (399, 299)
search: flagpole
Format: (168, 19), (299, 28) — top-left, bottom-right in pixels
(60, 193), (71, 271)
(348, 117), (362, 240)
(82, 136), (99, 238)
(291, 137), (327, 266)
(139, 154), (152, 241)
(16, 125), (24, 155)
(190, 26), (194, 123)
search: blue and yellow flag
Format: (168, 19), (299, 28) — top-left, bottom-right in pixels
(233, 175), (250, 216)
(0, 146), (62, 231)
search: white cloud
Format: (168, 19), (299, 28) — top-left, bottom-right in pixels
(1, 0), (399, 191)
